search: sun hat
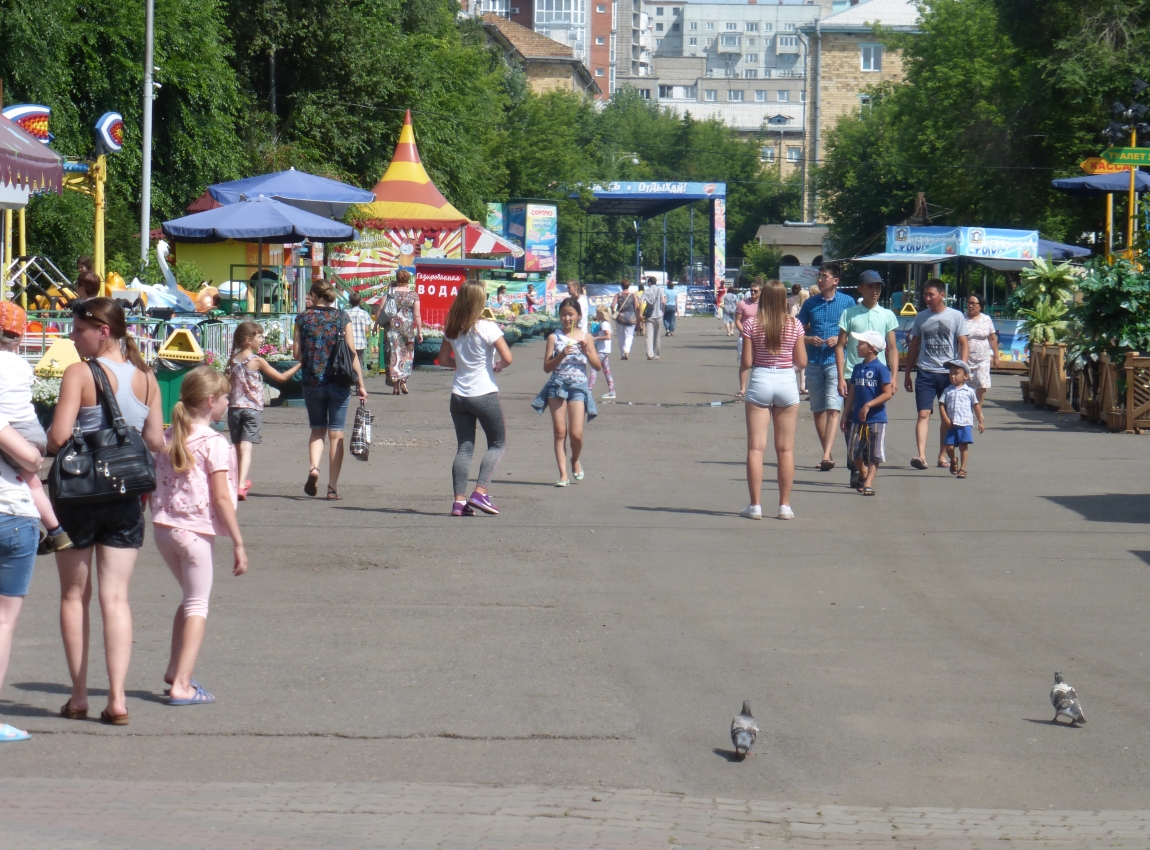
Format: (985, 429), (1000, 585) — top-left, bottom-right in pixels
(0, 302), (27, 338)
(945, 358), (971, 374)
(850, 330), (886, 352)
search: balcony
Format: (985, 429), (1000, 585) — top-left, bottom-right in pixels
(716, 35), (741, 54)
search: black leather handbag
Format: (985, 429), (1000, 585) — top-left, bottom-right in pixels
(327, 310), (359, 387)
(48, 361), (156, 506)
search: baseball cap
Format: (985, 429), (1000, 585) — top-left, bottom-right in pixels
(858, 270), (884, 286)
(0, 302), (27, 337)
(945, 358), (971, 374)
(850, 330), (886, 352)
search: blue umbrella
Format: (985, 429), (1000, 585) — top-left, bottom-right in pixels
(1038, 239), (1091, 260)
(1051, 171), (1150, 197)
(162, 194), (355, 243)
(207, 167), (374, 218)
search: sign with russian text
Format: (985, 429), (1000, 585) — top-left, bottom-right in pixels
(1080, 157), (1130, 174)
(1101, 148), (1150, 166)
(414, 268), (466, 324)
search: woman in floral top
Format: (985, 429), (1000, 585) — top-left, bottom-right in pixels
(964, 294), (999, 404)
(378, 270), (422, 396)
(293, 280), (367, 501)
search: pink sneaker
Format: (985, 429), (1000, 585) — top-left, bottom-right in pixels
(467, 491), (499, 515)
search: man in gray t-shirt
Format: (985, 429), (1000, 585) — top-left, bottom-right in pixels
(903, 279), (969, 469)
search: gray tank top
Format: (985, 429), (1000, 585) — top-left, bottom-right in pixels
(76, 357), (151, 433)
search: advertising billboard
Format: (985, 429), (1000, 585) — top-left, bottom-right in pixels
(507, 203), (558, 273)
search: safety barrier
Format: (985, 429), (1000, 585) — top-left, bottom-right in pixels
(1025, 343), (1074, 413)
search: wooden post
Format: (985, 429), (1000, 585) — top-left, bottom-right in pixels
(1125, 352), (1136, 433)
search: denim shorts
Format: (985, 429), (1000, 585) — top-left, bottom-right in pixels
(914, 370), (952, 412)
(0, 515), (38, 597)
(56, 496), (146, 550)
(805, 361), (843, 412)
(303, 383), (352, 431)
(745, 367), (800, 409)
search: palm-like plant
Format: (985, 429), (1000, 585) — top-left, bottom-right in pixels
(1018, 297), (1070, 344)
(1015, 257), (1078, 307)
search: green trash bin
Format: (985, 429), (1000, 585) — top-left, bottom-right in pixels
(155, 360), (193, 427)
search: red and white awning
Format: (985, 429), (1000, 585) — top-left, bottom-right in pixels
(465, 224), (523, 257)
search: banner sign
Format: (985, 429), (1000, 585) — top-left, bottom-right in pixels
(507, 203), (557, 272)
(414, 268), (466, 324)
(712, 198), (726, 286)
(885, 226), (1037, 261)
(329, 227), (464, 279)
(486, 203), (506, 236)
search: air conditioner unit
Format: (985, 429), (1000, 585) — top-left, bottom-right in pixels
(510, 6), (520, 13)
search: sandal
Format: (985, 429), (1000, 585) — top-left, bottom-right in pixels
(304, 467), (320, 497)
(937, 459), (950, 469)
(400, 382), (409, 395)
(956, 470), (967, 479)
(910, 457), (928, 470)
(326, 486), (343, 501)
(818, 460), (836, 472)
(60, 700), (88, 720)
(861, 487), (876, 496)
(100, 709), (129, 726)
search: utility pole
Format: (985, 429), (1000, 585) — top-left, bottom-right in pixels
(140, 0), (155, 263)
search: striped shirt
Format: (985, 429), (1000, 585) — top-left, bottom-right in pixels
(346, 306), (373, 350)
(743, 316), (804, 368)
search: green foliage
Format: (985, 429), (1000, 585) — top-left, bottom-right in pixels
(106, 249), (206, 291)
(1069, 258), (1150, 361)
(1018, 298), (1070, 344)
(1010, 256), (1078, 313)
(742, 240), (783, 280)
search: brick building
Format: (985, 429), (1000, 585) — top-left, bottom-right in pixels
(800, 0), (919, 218)
(481, 14), (601, 97)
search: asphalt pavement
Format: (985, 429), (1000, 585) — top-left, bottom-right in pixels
(2, 317), (1150, 846)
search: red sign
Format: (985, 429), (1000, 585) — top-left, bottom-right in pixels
(415, 268), (466, 324)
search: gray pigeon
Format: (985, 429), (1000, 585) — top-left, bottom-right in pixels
(730, 700), (759, 760)
(1050, 672), (1086, 726)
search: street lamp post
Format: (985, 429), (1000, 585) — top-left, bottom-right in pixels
(141, 0), (156, 264)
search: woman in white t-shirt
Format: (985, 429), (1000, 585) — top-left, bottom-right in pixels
(439, 285), (514, 517)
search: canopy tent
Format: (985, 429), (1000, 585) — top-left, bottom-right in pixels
(854, 226), (1092, 273)
(162, 195), (354, 243)
(1050, 171), (1150, 197)
(352, 110), (470, 230)
(0, 113), (63, 209)
(206, 167), (374, 219)
(465, 223), (523, 257)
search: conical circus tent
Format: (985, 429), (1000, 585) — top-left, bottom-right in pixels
(331, 110), (472, 280)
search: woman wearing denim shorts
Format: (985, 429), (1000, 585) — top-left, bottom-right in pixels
(293, 280), (368, 501)
(0, 418), (45, 741)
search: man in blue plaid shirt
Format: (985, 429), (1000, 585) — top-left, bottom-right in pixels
(346, 291), (373, 371)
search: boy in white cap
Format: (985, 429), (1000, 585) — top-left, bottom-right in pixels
(840, 330), (893, 495)
(940, 358), (983, 478)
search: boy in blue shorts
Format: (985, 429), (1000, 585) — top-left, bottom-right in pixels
(840, 331), (893, 495)
(939, 359), (984, 478)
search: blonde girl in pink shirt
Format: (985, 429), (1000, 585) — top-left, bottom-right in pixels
(151, 366), (248, 706)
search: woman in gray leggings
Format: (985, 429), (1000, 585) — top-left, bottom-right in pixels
(438, 285), (514, 516)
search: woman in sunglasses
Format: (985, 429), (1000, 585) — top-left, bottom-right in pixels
(48, 299), (165, 726)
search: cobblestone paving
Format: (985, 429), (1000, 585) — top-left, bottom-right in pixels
(2, 779), (1149, 849)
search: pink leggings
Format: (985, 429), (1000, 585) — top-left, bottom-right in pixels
(154, 525), (215, 619)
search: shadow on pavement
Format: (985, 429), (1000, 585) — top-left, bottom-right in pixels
(11, 681), (169, 706)
(1043, 493), (1150, 523)
(1129, 551), (1150, 567)
(626, 505), (734, 518)
(711, 748), (747, 762)
(1024, 718), (1083, 728)
(331, 506), (445, 517)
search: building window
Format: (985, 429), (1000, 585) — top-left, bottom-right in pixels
(760, 146), (776, 163)
(688, 37), (697, 46)
(786, 146), (802, 163)
(725, 22), (738, 30)
(659, 85), (672, 97)
(705, 38), (714, 47)
(745, 53), (758, 62)
(655, 22), (663, 31)
(656, 6), (663, 14)
(861, 44), (882, 71)
(596, 3), (605, 10)
(777, 90), (789, 102)
(745, 69), (757, 78)
(728, 89), (744, 102)
(689, 21), (697, 30)
(764, 23), (773, 31)
(671, 22), (679, 30)
(755, 89), (766, 102)
(720, 35), (739, 47)
(779, 36), (798, 47)
(538, 0), (587, 24)
(596, 36), (605, 44)
(799, 90), (805, 102)
(655, 37), (662, 46)
(784, 22), (795, 30)
(745, 22), (758, 31)
(596, 68), (604, 76)
(673, 6), (680, 13)
(639, 88), (651, 99)
(705, 66), (713, 76)
(706, 22), (714, 30)
(859, 93), (873, 112)
(704, 89), (717, 101)
(747, 38), (755, 47)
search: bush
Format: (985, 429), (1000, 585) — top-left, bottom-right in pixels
(1069, 258), (1150, 363)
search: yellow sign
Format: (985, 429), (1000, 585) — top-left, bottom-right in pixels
(899, 302), (918, 316)
(1080, 157), (1131, 175)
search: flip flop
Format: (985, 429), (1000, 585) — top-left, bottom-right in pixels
(818, 460), (836, 471)
(100, 709), (129, 726)
(60, 700), (88, 720)
(956, 470), (967, 479)
(910, 457), (928, 470)
(304, 467), (320, 497)
(0, 723), (30, 742)
(167, 683), (216, 706)
(862, 487), (876, 496)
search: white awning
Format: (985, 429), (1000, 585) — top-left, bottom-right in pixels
(853, 252), (957, 263)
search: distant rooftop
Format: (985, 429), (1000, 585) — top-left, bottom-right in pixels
(805, 0), (919, 30)
(481, 13), (575, 59)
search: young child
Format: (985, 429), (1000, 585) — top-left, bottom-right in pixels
(940, 359), (984, 478)
(593, 306), (616, 400)
(0, 303), (71, 552)
(840, 331), (893, 496)
(226, 322), (301, 499)
(151, 366), (247, 706)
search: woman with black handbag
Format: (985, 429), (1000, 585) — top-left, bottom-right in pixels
(293, 280), (367, 501)
(48, 298), (164, 726)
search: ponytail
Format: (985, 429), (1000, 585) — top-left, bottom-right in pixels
(74, 297), (153, 373)
(166, 365), (231, 473)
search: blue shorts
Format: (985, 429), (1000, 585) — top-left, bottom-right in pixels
(914, 370), (952, 412)
(806, 361), (843, 413)
(303, 383), (352, 431)
(945, 425), (974, 446)
(0, 515), (38, 597)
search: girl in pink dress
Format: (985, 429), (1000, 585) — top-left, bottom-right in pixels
(151, 366), (247, 706)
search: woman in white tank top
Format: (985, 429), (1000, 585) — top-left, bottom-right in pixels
(48, 298), (164, 726)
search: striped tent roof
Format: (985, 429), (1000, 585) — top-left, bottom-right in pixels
(353, 110), (470, 231)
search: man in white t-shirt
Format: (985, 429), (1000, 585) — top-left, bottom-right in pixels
(642, 276), (667, 360)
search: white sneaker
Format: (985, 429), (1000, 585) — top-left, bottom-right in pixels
(739, 504), (762, 520)
(777, 505), (795, 520)
(601, 391), (616, 399)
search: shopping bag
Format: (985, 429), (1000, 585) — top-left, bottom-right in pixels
(350, 400), (373, 462)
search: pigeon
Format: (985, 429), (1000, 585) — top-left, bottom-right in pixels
(730, 700), (759, 760)
(1050, 672), (1086, 726)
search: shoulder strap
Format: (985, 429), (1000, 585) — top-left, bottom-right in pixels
(87, 360), (129, 432)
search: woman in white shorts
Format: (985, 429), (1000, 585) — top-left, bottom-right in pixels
(738, 279), (807, 521)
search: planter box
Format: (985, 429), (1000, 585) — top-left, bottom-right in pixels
(414, 340), (442, 365)
(1105, 408), (1127, 432)
(266, 360), (304, 402)
(34, 403), (55, 430)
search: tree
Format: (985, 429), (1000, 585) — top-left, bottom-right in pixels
(742, 240), (783, 280)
